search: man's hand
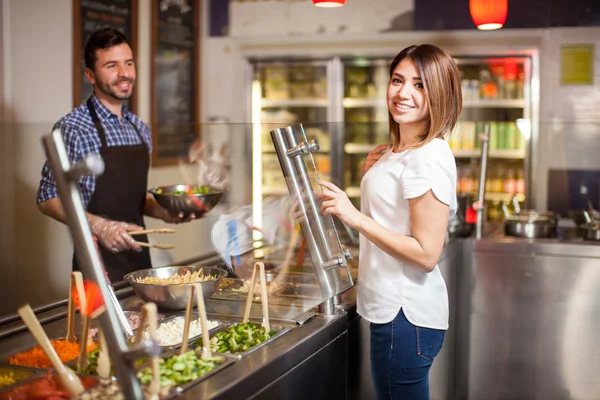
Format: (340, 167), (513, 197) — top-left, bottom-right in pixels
(87, 214), (142, 253)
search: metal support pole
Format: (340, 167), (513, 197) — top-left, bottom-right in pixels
(475, 124), (490, 239)
(270, 124), (353, 314)
(42, 129), (159, 399)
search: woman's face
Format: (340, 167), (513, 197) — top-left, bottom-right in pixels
(387, 58), (429, 128)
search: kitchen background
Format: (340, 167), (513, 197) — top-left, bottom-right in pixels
(0, 0), (598, 317)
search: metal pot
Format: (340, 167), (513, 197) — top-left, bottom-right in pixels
(504, 210), (559, 239)
(583, 226), (600, 241)
(448, 194), (475, 238)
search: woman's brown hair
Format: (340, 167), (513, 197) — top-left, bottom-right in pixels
(388, 44), (462, 149)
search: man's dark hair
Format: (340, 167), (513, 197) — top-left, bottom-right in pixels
(84, 27), (130, 70)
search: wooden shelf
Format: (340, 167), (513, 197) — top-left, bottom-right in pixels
(462, 99), (525, 108)
(345, 186), (361, 198)
(453, 149), (526, 159)
(345, 143), (376, 154)
(462, 192), (526, 202)
(342, 98), (386, 108)
(260, 98), (329, 108)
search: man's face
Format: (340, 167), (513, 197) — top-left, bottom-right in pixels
(85, 43), (136, 101)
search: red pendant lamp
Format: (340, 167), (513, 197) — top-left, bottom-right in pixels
(313, 0), (345, 7)
(470, 0), (507, 30)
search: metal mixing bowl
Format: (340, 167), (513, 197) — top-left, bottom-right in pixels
(124, 266), (228, 310)
(148, 184), (223, 218)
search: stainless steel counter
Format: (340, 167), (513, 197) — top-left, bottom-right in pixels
(455, 236), (600, 400)
(0, 278), (352, 400)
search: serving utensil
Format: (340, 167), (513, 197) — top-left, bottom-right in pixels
(96, 327), (110, 378)
(243, 262), (271, 332)
(180, 285), (195, 354)
(136, 241), (175, 250)
(143, 303), (160, 399)
(193, 283), (212, 360)
(76, 313), (90, 373)
(66, 272), (79, 343)
(18, 304), (85, 396)
(129, 228), (176, 236)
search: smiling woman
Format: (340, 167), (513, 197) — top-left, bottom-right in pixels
(319, 44), (462, 400)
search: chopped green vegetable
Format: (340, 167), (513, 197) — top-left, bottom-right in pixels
(136, 351), (223, 388)
(203, 322), (277, 354)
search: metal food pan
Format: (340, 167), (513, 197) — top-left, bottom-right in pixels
(193, 319), (294, 359)
(136, 349), (237, 397)
(0, 363), (46, 392)
(137, 315), (232, 351)
(1, 338), (98, 368)
(217, 278), (291, 298)
(0, 369), (100, 395)
(272, 283), (323, 300)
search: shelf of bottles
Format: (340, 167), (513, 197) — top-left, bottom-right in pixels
(454, 57), (529, 221)
(253, 61), (332, 197)
(340, 56), (531, 219)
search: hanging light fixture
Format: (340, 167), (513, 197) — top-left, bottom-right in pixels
(469, 0), (507, 30)
(313, 0), (345, 7)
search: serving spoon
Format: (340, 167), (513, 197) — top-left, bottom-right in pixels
(18, 304), (85, 396)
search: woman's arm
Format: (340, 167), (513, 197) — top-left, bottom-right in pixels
(319, 180), (449, 273)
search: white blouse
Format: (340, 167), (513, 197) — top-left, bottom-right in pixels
(357, 138), (457, 329)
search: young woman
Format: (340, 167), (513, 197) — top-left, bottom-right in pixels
(318, 44), (462, 399)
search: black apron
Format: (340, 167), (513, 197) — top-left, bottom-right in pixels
(73, 98), (152, 283)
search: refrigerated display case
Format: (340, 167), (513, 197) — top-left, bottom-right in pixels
(249, 60), (335, 199)
(248, 54), (535, 222)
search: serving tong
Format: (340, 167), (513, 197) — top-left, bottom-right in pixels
(130, 228), (176, 250)
(243, 262), (271, 332)
(181, 283), (213, 359)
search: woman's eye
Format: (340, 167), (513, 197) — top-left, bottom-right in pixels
(415, 82), (424, 89)
(391, 78), (402, 84)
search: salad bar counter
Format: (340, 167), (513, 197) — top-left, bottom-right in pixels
(0, 259), (356, 399)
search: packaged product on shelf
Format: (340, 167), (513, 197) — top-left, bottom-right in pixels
(479, 69), (498, 99)
(503, 169), (516, 194)
(263, 66), (289, 99)
(515, 169), (526, 194)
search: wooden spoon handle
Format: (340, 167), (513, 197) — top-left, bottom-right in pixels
(143, 303), (160, 397)
(136, 241), (175, 250)
(66, 273), (77, 343)
(96, 328), (110, 378)
(18, 305), (66, 373)
(256, 262), (270, 332)
(180, 286), (195, 354)
(76, 314), (90, 373)
(18, 304), (85, 395)
(242, 264), (259, 323)
(129, 228), (176, 236)
(194, 283), (212, 359)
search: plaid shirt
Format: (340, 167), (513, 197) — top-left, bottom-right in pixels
(37, 95), (152, 207)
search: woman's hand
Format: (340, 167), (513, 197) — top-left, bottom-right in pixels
(362, 144), (390, 176)
(318, 180), (364, 231)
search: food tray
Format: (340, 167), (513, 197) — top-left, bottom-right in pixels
(0, 363), (45, 392)
(0, 370), (99, 397)
(138, 315), (232, 351)
(217, 278), (291, 297)
(2, 337), (99, 369)
(193, 320), (294, 360)
(136, 350), (237, 398)
(272, 283), (323, 300)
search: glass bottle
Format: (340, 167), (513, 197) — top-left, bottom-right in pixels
(516, 169), (526, 194)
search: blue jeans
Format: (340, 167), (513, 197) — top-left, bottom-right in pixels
(370, 309), (446, 400)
